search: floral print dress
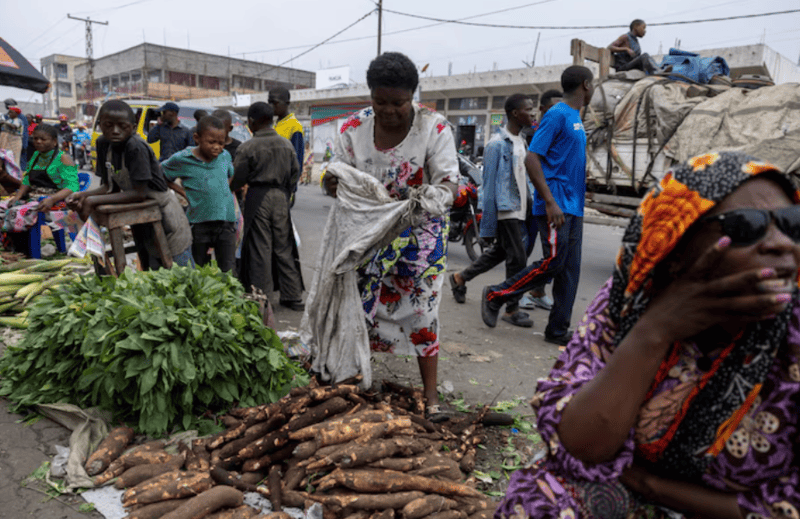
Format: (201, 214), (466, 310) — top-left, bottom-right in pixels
(332, 104), (459, 357)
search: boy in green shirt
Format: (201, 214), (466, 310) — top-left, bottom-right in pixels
(161, 116), (237, 272)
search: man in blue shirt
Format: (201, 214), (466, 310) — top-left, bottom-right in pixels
(481, 66), (593, 346)
(147, 101), (193, 160)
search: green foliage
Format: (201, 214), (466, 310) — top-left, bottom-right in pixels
(0, 265), (308, 436)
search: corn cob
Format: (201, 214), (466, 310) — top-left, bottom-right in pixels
(0, 259), (44, 273)
(0, 316), (27, 329)
(0, 301), (17, 314)
(23, 275), (73, 305)
(0, 273), (47, 287)
(0, 285), (25, 295)
(15, 282), (43, 300)
(20, 259), (78, 273)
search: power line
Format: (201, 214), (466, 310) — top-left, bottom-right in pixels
(381, 8), (800, 30)
(22, 17), (68, 49)
(69, 0), (155, 16)
(253, 10), (375, 78)
(238, 0), (556, 56)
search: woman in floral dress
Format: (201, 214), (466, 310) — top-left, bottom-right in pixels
(323, 52), (459, 419)
(496, 152), (800, 518)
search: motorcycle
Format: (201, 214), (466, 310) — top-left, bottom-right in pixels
(449, 155), (484, 261)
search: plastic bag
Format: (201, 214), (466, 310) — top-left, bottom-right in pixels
(68, 216), (106, 264)
(50, 445), (70, 478)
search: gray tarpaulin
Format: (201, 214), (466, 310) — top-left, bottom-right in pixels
(666, 84), (800, 172)
(36, 403), (111, 491)
(612, 76), (704, 143)
(300, 163), (452, 389)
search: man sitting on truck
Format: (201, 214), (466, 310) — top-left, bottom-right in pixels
(608, 19), (656, 74)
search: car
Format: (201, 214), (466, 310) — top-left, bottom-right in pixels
(89, 98), (250, 167)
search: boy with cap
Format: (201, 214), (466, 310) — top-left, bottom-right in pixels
(147, 101), (193, 160)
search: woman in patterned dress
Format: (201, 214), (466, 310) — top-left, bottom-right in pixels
(496, 152), (800, 518)
(323, 52), (459, 419)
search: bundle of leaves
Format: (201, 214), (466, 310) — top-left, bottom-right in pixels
(0, 265), (308, 436)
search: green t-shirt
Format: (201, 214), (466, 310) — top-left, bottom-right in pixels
(160, 147), (236, 224)
(23, 150), (80, 192)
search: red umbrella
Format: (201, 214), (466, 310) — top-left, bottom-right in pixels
(0, 37), (49, 93)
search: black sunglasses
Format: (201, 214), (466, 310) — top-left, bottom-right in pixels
(701, 206), (800, 246)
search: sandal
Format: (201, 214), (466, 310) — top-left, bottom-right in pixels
(449, 273), (467, 304)
(425, 404), (451, 423)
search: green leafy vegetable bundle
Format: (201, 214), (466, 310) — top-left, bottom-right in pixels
(0, 265), (308, 436)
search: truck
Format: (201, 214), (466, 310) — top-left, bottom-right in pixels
(575, 42), (800, 223)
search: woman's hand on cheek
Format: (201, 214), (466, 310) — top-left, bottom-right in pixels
(640, 237), (790, 344)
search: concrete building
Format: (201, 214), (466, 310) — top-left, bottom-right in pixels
(41, 43), (315, 119)
(40, 54), (87, 119)
(193, 43), (800, 161)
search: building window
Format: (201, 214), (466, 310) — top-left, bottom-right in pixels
(168, 71), (196, 87)
(491, 96), (507, 110)
(448, 97), (488, 111)
(56, 81), (72, 97)
(148, 70), (162, 83)
(234, 75), (257, 90)
(200, 75), (221, 90)
(111, 77), (119, 88)
(120, 73), (130, 85)
(55, 63), (68, 79)
(435, 99), (445, 112)
(131, 71), (142, 83)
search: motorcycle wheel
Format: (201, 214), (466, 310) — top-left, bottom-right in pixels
(464, 224), (484, 262)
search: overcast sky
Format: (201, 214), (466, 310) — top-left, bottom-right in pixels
(3, 0), (799, 105)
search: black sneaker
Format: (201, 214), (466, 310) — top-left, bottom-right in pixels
(544, 330), (573, 346)
(279, 300), (305, 312)
(501, 311), (534, 328)
(481, 286), (501, 328)
(449, 273), (467, 304)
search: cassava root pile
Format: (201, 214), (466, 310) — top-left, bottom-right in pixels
(85, 377), (497, 518)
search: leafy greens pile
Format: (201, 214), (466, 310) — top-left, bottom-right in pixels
(0, 265), (308, 436)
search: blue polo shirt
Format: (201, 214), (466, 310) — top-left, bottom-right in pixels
(161, 148), (236, 224)
(530, 102), (587, 217)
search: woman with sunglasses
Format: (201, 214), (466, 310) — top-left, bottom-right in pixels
(496, 151), (800, 518)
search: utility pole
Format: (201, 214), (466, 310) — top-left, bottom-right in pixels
(68, 14), (108, 116)
(377, 0), (383, 56)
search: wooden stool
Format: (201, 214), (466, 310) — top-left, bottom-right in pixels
(91, 200), (172, 276)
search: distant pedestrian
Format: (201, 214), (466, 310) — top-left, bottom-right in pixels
(232, 102), (304, 310)
(147, 101), (193, 160)
(449, 93), (535, 328)
(211, 109), (242, 161)
(55, 114), (72, 155)
(2, 99), (28, 169)
(481, 66), (593, 346)
(269, 87), (304, 189)
(0, 107), (24, 168)
(609, 19), (656, 74)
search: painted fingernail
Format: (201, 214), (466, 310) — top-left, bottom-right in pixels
(775, 293), (792, 304)
(717, 236), (731, 248)
(760, 268), (777, 279)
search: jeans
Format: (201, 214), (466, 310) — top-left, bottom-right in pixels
(486, 214), (583, 337)
(461, 219), (527, 313)
(191, 220), (236, 273)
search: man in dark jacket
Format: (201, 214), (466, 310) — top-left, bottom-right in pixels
(147, 101), (193, 160)
(232, 102), (304, 311)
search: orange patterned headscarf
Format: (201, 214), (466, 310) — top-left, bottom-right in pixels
(607, 151), (798, 481)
